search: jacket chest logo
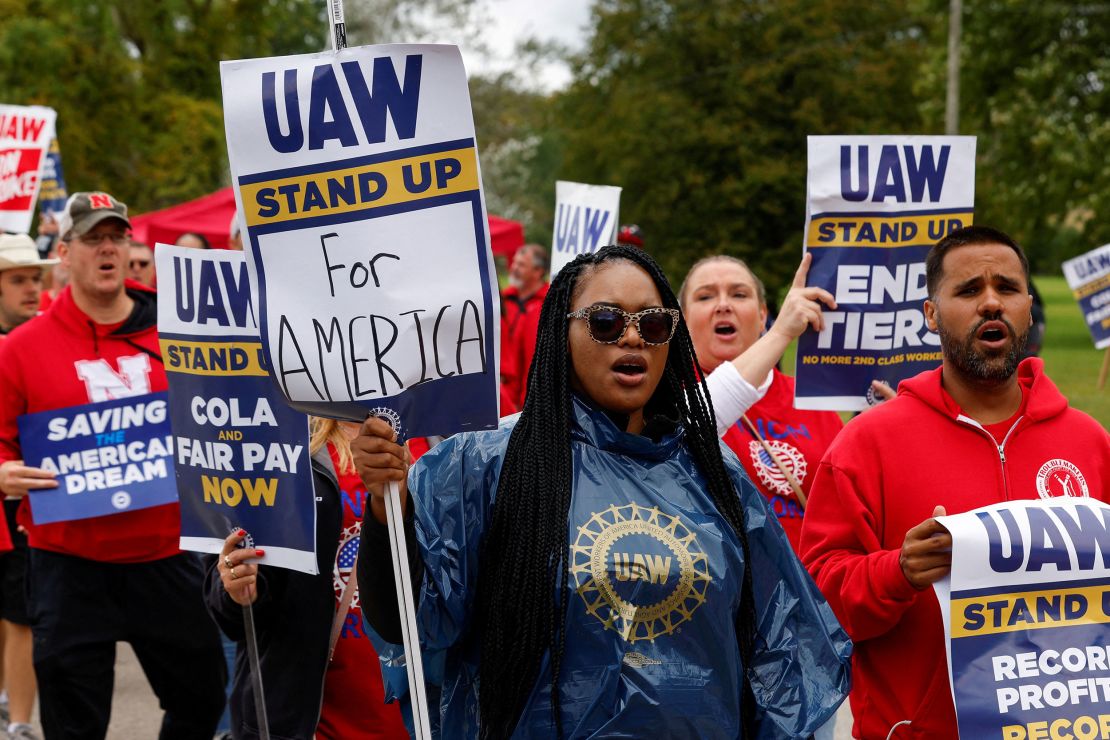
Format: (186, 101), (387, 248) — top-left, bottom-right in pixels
(1035, 459), (1090, 500)
(74, 355), (153, 402)
(570, 503), (710, 643)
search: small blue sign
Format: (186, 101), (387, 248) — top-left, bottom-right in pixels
(18, 392), (178, 524)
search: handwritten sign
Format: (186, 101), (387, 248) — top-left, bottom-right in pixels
(1062, 244), (1110, 350)
(934, 499), (1110, 740)
(18, 393), (177, 524)
(795, 135), (976, 410)
(157, 244), (318, 573)
(550, 180), (621, 277)
(220, 44), (500, 436)
(0, 104), (56, 232)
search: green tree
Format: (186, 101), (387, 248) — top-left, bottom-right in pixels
(915, 0), (1110, 271)
(0, 0), (327, 215)
(554, 0), (929, 293)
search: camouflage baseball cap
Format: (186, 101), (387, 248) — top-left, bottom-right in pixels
(58, 192), (131, 240)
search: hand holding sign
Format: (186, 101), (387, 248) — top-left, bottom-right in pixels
(900, 505), (952, 589)
(218, 529), (264, 606)
(768, 252), (838, 340)
(351, 415), (409, 526)
(0, 459), (58, 497)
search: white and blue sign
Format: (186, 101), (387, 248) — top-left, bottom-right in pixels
(550, 180), (621, 277)
(935, 499), (1110, 740)
(157, 244), (319, 574)
(1063, 243), (1110, 351)
(795, 135), (977, 411)
(18, 392), (177, 524)
(220, 44), (500, 437)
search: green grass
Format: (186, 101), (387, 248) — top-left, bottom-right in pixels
(1037, 275), (1109, 427)
(779, 275), (1109, 427)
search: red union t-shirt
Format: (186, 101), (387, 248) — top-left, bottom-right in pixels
(720, 370), (844, 553)
(315, 445), (408, 740)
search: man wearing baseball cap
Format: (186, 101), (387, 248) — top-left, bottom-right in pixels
(0, 192), (226, 738)
(0, 234), (56, 338)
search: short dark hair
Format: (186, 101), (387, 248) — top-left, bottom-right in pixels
(925, 225), (1030, 299)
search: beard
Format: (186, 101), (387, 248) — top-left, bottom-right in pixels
(937, 314), (1029, 383)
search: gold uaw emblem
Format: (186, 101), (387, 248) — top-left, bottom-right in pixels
(570, 503), (711, 642)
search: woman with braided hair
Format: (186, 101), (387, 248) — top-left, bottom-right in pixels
(355, 245), (849, 738)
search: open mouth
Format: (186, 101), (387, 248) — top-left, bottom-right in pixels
(612, 353), (648, 381)
(976, 321), (1009, 344)
(714, 321), (737, 338)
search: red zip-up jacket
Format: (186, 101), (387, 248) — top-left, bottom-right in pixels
(0, 282), (181, 562)
(800, 358), (1110, 739)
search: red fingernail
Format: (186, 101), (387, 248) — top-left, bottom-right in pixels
(255, 549), (265, 556)
(237, 529), (246, 536)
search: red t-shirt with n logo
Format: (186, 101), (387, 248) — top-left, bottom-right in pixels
(0, 284), (180, 562)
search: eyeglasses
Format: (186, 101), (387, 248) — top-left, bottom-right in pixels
(567, 305), (680, 345)
(129, 259), (151, 269)
(77, 233), (128, 247)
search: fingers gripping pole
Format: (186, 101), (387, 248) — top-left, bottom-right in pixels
(385, 479), (433, 739)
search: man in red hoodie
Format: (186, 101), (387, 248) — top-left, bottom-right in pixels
(0, 193), (225, 738)
(800, 226), (1110, 740)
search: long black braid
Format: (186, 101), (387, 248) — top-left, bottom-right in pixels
(474, 245), (760, 739)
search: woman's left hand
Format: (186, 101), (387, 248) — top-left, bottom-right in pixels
(218, 529), (264, 606)
(766, 252), (837, 341)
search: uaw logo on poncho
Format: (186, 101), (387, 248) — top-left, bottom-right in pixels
(934, 499), (1110, 740)
(571, 503), (711, 642)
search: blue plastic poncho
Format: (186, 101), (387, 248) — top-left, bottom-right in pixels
(377, 397), (850, 738)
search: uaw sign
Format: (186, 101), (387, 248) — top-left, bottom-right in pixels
(550, 180), (621, 277)
(795, 135), (976, 410)
(934, 499), (1110, 740)
(157, 245), (318, 573)
(0, 104), (55, 232)
(220, 44), (500, 436)
(1063, 243), (1110, 351)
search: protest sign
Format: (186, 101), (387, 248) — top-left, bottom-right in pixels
(934, 499), (1110, 740)
(17, 392), (177, 524)
(795, 135), (976, 410)
(157, 244), (318, 574)
(550, 180), (621, 276)
(0, 104), (55, 233)
(1062, 244), (1110, 351)
(220, 44), (500, 437)
(38, 137), (68, 216)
